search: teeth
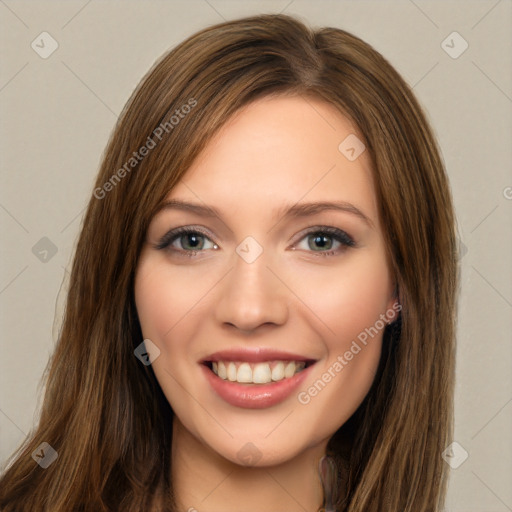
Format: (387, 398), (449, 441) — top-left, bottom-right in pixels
(217, 361), (227, 379)
(253, 363), (272, 384)
(284, 361), (296, 378)
(227, 362), (237, 381)
(271, 362), (285, 381)
(237, 363), (252, 383)
(209, 360), (308, 384)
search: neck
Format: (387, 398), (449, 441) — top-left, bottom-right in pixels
(170, 417), (330, 512)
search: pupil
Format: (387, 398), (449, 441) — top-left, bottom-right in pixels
(311, 234), (332, 250)
(184, 234), (202, 250)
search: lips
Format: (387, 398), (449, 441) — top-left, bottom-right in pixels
(201, 348), (315, 364)
(200, 348), (317, 408)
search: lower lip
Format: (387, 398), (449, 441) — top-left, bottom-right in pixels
(200, 363), (315, 409)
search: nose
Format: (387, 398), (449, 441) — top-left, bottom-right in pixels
(214, 248), (289, 333)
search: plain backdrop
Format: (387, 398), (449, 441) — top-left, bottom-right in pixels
(1, 1), (511, 510)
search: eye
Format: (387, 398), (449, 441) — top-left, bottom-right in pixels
(154, 225), (356, 259)
(155, 226), (218, 257)
(293, 226), (355, 257)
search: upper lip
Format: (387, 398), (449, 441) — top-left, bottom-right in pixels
(201, 347), (317, 364)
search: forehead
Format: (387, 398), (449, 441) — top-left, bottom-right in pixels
(166, 95), (378, 224)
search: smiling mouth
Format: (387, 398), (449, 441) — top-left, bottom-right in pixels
(203, 360), (315, 385)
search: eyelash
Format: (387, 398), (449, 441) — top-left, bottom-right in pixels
(154, 225), (356, 259)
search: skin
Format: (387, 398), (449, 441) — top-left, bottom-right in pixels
(135, 95), (397, 512)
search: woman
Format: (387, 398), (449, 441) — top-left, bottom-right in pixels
(0, 13), (458, 512)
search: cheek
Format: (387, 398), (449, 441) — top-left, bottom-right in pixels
(289, 252), (391, 420)
(134, 258), (201, 405)
(135, 262), (172, 340)
(290, 251), (392, 344)
(134, 257), (203, 345)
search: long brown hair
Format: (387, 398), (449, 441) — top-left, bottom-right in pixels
(0, 13), (458, 511)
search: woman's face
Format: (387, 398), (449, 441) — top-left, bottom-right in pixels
(135, 95), (397, 466)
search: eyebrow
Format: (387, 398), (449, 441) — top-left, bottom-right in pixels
(156, 199), (374, 228)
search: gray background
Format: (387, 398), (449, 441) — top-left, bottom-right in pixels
(1, 1), (511, 510)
